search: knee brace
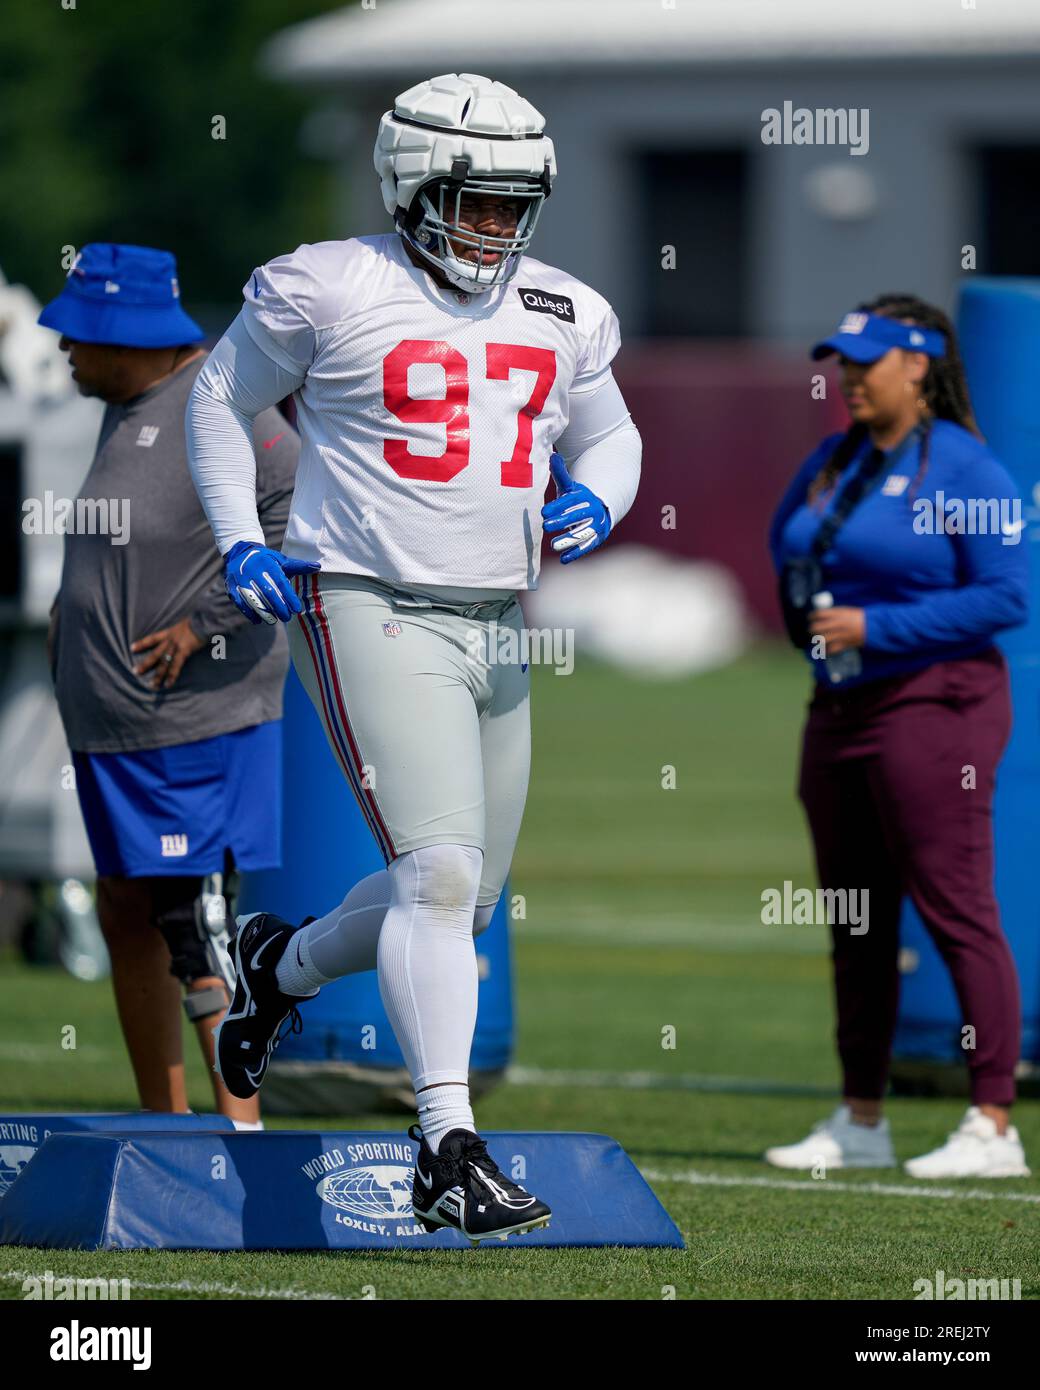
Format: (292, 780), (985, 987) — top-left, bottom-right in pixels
(152, 865), (239, 1022)
(390, 844), (483, 923)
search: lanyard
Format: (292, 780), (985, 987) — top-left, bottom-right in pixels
(808, 423), (924, 560)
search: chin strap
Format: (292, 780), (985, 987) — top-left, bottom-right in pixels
(397, 223), (500, 295)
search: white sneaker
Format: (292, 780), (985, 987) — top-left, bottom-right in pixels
(764, 1105), (896, 1170)
(904, 1107), (1031, 1179)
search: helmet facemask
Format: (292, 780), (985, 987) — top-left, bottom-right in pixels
(400, 167), (548, 293)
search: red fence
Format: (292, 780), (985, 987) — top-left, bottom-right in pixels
(612, 344), (849, 632)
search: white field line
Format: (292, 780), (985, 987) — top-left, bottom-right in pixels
(0, 1269), (343, 1300)
(641, 1167), (1040, 1205)
(508, 1064), (834, 1096)
(0, 1043), (113, 1061)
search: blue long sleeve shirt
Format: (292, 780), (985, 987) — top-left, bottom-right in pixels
(769, 420), (1029, 688)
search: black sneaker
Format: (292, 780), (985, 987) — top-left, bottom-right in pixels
(408, 1124), (552, 1245)
(214, 912), (316, 1099)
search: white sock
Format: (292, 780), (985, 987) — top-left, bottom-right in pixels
(377, 843), (483, 1094)
(418, 1083), (475, 1154)
(230, 1118), (264, 1132)
(275, 870), (391, 994)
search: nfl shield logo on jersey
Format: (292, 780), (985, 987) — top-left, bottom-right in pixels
(382, 621), (402, 638)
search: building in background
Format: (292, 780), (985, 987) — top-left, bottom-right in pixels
(257, 0), (1040, 632)
(262, 0), (1040, 343)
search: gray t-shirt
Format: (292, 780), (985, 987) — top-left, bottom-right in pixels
(54, 355), (300, 753)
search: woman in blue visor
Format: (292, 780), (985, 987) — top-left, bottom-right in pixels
(769, 294), (1029, 1179)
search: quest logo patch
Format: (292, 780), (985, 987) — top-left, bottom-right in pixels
(516, 287), (575, 323)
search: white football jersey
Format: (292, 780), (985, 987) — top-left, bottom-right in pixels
(239, 233), (621, 589)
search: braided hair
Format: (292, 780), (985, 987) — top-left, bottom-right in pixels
(806, 293), (981, 505)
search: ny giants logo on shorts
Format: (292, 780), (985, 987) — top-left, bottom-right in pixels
(160, 834), (188, 857)
(516, 288), (575, 323)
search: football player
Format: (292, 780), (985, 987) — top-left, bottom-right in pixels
(186, 73), (642, 1244)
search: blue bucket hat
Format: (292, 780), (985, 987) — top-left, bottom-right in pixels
(811, 311), (946, 364)
(38, 243), (204, 348)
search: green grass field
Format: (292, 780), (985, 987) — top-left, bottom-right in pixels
(2, 645), (1038, 1300)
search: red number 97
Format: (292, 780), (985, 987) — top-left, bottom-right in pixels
(382, 339), (556, 488)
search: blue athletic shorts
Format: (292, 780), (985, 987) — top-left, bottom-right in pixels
(73, 722), (282, 878)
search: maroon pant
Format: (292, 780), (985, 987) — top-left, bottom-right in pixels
(798, 646), (1020, 1107)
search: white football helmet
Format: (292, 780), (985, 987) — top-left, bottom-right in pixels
(374, 72), (556, 293)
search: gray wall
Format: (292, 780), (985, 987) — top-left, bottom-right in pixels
(318, 55), (1040, 343)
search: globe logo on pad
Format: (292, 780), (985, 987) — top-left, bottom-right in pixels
(316, 1164), (415, 1220)
(0, 1145), (35, 1197)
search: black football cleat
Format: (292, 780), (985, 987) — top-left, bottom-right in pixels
(214, 912), (316, 1099)
(408, 1124), (552, 1245)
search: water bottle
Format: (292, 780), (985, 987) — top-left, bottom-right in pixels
(811, 591), (862, 684)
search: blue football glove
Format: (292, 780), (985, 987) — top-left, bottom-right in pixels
(223, 540), (319, 625)
(541, 453), (612, 563)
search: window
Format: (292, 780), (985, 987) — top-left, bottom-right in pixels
(636, 148), (748, 336)
(975, 145), (1040, 276)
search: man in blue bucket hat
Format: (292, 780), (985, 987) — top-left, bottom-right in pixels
(39, 244), (301, 1129)
(39, 243), (205, 354)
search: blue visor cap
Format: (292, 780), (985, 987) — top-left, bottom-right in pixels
(811, 312), (946, 364)
(38, 243), (204, 348)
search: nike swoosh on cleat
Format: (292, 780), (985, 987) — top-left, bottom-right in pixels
(244, 1057), (269, 1085)
(415, 1164), (434, 1189)
(250, 935), (278, 971)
